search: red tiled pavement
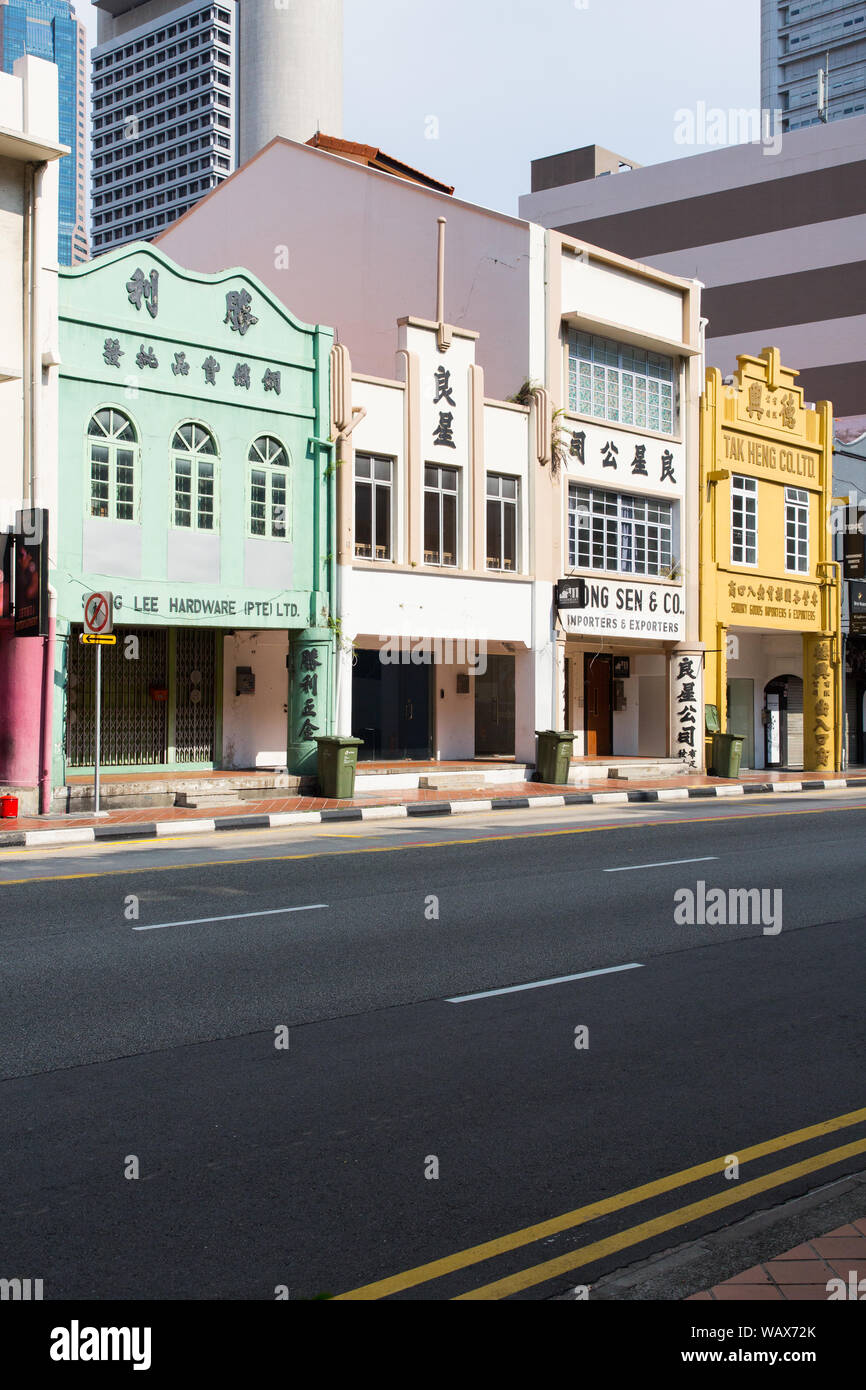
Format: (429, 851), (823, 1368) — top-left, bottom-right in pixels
(1, 767), (863, 836)
(687, 1222), (866, 1301)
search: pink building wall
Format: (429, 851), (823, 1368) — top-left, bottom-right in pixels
(156, 137), (533, 399)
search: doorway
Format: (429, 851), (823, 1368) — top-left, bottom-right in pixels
(352, 649), (432, 760)
(65, 625), (218, 769)
(763, 674), (803, 769)
(584, 653), (612, 756)
(726, 677), (755, 770)
(475, 655), (515, 755)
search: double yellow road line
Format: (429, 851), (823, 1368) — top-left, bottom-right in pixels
(334, 1104), (866, 1300)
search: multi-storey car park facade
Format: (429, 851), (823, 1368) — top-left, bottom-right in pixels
(0, 0), (88, 264)
(761, 0), (866, 131)
(91, 0), (236, 256)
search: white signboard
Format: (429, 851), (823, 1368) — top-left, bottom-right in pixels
(564, 419), (684, 498)
(559, 577), (685, 640)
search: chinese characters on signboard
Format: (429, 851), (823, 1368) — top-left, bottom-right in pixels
(570, 431), (677, 485)
(116, 275), (277, 390)
(297, 646), (321, 744)
(433, 367), (456, 449)
(672, 654), (701, 770)
(809, 639), (833, 766)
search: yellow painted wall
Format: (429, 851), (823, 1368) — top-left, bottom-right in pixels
(700, 348), (841, 771)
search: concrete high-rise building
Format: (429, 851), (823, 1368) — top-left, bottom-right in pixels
(91, 0), (343, 255)
(519, 116), (866, 422)
(237, 0), (342, 167)
(0, 0), (88, 264)
(91, 0), (237, 255)
(761, 0), (866, 132)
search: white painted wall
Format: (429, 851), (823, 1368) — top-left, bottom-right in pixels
(221, 630), (289, 769)
(726, 628), (804, 770)
(0, 58), (60, 553)
(561, 255), (684, 345)
(434, 661), (476, 759)
(343, 569), (533, 644)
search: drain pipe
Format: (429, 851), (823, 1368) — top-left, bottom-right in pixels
(39, 587), (56, 814)
(29, 161), (54, 814)
(311, 407), (367, 635)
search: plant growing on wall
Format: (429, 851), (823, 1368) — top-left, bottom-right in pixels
(550, 406), (569, 477)
(509, 380), (567, 476)
(507, 379), (541, 406)
(327, 613), (355, 656)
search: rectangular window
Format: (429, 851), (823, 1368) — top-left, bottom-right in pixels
(785, 486), (809, 573)
(173, 457), (215, 530)
(354, 453), (393, 560)
(568, 484), (674, 577)
(731, 475), (758, 566)
(249, 468), (287, 539)
(90, 445), (136, 521)
(424, 465), (458, 567)
(567, 330), (676, 434)
(486, 473), (519, 571)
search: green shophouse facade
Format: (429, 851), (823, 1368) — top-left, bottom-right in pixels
(54, 245), (336, 789)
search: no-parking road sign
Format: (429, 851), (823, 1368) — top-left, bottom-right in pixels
(84, 591), (114, 636)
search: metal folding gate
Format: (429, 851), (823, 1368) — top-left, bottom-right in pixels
(66, 626), (217, 768)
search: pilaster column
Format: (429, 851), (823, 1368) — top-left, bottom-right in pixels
(803, 632), (837, 772)
(670, 641), (705, 772)
(287, 629), (335, 776)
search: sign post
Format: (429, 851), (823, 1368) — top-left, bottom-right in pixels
(82, 593), (114, 814)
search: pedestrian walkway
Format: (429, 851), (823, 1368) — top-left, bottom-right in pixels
(688, 1220), (866, 1300)
(1, 768), (864, 848)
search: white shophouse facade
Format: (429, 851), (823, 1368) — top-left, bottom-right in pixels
(332, 308), (558, 767)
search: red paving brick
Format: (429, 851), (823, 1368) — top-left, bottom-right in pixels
(693, 1221), (866, 1300)
(723, 1265), (773, 1284)
(811, 1237), (866, 1258)
(711, 1285), (785, 1300)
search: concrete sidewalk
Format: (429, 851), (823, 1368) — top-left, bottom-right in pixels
(688, 1219), (866, 1301)
(1, 768), (864, 849)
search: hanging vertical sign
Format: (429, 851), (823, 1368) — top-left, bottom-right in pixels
(13, 508), (49, 637)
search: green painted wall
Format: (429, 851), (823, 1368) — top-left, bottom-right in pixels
(54, 244), (336, 784)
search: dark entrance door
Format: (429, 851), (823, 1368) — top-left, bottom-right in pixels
(352, 650), (432, 760)
(475, 654), (515, 755)
(584, 653), (612, 756)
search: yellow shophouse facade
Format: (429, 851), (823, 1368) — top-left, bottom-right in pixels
(700, 348), (841, 773)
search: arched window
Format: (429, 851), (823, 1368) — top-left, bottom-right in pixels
(87, 408), (138, 521)
(248, 436), (290, 539)
(171, 423), (218, 530)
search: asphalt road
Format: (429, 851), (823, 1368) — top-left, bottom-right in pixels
(1, 792), (865, 1299)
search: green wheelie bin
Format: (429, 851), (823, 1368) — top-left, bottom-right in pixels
(316, 736), (364, 799)
(711, 732), (744, 779)
(535, 729), (576, 785)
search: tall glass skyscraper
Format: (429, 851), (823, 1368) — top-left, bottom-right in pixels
(0, 0), (88, 264)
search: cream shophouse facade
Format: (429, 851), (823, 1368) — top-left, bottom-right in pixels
(544, 234), (705, 769)
(331, 301), (559, 766)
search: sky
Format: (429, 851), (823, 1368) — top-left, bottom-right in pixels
(76, 0), (761, 217)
